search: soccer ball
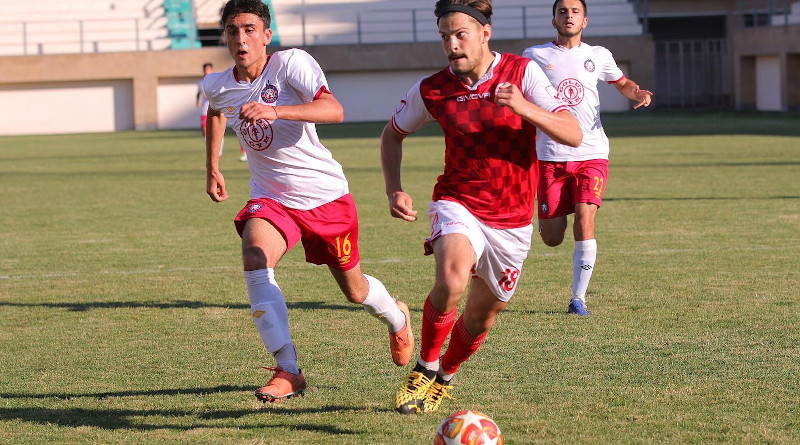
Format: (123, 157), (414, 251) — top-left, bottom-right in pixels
(434, 409), (503, 445)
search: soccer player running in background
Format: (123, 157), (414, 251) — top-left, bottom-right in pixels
(202, 0), (413, 404)
(381, 0), (582, 414)
(522, 0), (653, 316)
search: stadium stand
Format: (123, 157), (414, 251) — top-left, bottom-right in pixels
(0, 0), (642, 56)
(263, 0), (642, 46)
(165, 0), (201, 48)
(0, 0), (171, 55)
(194, 0), (281, 47)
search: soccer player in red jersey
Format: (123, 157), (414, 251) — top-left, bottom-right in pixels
(381, 0), (582, 414)
(523, 0), (653, 316)
(203, 0), (414, 404)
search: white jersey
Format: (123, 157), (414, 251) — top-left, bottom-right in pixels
(197, 79), (209, 117)
(201, 48), (348, 210)
(523, 41), (625, 161)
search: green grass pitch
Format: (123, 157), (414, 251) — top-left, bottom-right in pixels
(1, 111), (798, 444)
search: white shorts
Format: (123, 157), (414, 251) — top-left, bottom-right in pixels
(424, 200), (533, 302)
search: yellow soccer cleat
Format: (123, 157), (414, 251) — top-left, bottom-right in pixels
(395, 367), (435, 414)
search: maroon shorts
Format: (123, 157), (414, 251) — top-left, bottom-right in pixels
(234, 194), (361, 271)
(537, 159), (609, 219)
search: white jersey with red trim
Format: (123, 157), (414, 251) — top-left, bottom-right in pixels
(523, 41), (624, 161)
(201, 48), (348, 210)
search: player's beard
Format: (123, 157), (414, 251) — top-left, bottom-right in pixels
(556, 23), (582, 39)
(451, 61), (475, 76)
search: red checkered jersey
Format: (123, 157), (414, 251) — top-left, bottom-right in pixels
(392, 53), (566, 228)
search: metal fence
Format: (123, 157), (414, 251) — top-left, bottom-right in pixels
(256, 4), (647, 47)
(655, 39), (733, 109)
(0, 3), (649, 55)
(0, 18), (174, 56)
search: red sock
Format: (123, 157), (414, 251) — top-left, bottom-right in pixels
(440, 315), (487, 375)
(420, 298), (457, 363)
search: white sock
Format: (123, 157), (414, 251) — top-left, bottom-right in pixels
(572, 239), (597, 301)
(272, 344), (299, 375)
(438, 370), (455, 382)
(361, 275), (405, 333)
(418, 357), (440, 373)
(244, 268), (299, 374)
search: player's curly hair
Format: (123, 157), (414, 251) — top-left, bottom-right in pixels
(552, 0), (587, 17)
(221, 0), (271, 29)
(434, 0), (493, 25)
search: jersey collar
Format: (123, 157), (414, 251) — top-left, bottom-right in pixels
(449, 51), (502, 91)
(232, 55), (271, 83)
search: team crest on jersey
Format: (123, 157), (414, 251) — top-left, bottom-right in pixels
(584, 58), (595, 72)
(540, 203), (549, 214)
(260, 83), (279, 104)
(247, 203), (263, 213)
(240, 119), (274, 151)
(557, 78), (584, 106)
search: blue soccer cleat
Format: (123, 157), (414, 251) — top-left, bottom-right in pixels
(567, 299), (590, 316)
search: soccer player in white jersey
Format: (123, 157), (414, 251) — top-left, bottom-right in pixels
(202, 0), (414, 404)
(522, 0), (653, 316)
(382, 0), (581, 414)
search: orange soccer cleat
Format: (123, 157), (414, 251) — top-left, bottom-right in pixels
(389, 301), (415, 366)
(255, 366), (307, 403)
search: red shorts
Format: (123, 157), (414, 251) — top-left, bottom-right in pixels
(201, 115), (208, 131)
(234, 194), (361, 271)
(537, 159), (609, 219)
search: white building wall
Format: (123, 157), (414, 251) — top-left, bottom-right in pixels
(0, 80), (133, 136)
(755, 55), (782, 111)
(0, 67), (635, 136)
(327, 70), (429, 123)
(158, 78), (203, 130)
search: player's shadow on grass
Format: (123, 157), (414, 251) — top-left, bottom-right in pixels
(0, 385), (376, 433)
(2, 299), (568, 315)
(0, 384), (254, 400)
(0, 405), (367, 433)
(0, 300), (362, 312)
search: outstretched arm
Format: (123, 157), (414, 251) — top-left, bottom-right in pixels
(614, 78), (653, 109)
(495, 82), (582, 147)
(206, 107), (228, 202)
(380, 123), (417, 222)
(239, 90), (344, 124)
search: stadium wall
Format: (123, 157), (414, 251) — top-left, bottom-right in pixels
(731, 24), (800, 111)
(1, 35), (652, 136)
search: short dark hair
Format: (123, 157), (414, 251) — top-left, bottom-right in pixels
(552, 0), (587, 17)
(202, 62), (213, 70)
(221, 0), (271, 29)
(435, 0), (493, 26)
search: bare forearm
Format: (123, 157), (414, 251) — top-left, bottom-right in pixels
(380, 123), (406, 195)
(206, 112), (226, 171)
(274, 93), (344, 123)
(620, 80), (641, 101)
(520, 106), (582, 147)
